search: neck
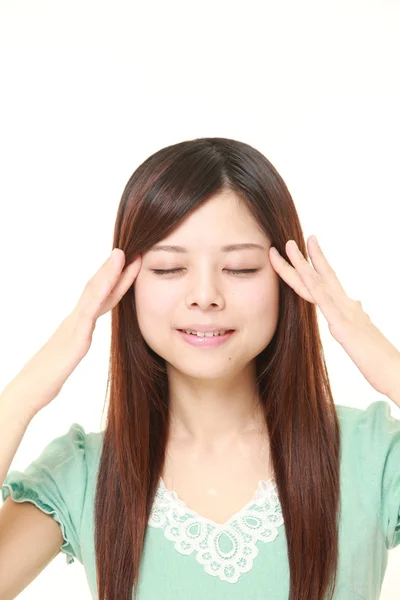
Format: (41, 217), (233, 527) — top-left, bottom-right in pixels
(166, 361), (267, 447)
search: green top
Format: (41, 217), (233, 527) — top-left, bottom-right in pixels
(2, 400), (400, 599)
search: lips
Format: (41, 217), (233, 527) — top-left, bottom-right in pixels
(176, 328), (236, 347)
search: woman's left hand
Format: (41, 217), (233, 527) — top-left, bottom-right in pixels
(269, 235), (400, 401)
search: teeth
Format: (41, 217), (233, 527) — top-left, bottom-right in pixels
(184, 329), (228, 337)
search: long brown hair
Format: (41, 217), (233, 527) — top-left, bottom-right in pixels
(94, 138), (341, 600)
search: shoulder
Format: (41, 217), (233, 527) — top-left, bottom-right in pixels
(62, 422), (104, 474)
(335, 400), (400, 549)
(335, 400), (400, 441)
(1, 422), (105, 565)
(335, 400), (400, 464)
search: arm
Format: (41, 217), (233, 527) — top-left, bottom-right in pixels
(0, 388), (64, 599)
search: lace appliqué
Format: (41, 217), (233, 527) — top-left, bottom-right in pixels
(148, 477), (284, 583)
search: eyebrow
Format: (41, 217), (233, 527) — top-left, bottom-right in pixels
(149, 243), (266, 253)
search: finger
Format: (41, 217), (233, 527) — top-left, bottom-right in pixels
(306, 236), (346, 295)
(285, 240), (349, 326)
(270, 245), (315, 303)
(76, 250), (129, 318)
(100, 257), (142, 315)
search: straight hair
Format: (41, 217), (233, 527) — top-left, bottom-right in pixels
(94, 137), (341, 600)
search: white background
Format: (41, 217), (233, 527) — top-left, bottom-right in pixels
(0, 0), (399, 598)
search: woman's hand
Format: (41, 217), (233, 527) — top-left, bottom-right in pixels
(269, 235), (400, 403)
(1, 249), (142, 418)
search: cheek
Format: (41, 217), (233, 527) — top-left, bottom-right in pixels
(134, 280), (178, 360)
(238, 278), (279, 310)
(247, 282), (280, 355)
(246, 280), (280, 330)
(134, 278), (176, 325)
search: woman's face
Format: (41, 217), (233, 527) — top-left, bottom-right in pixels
(134, 190), (280, 380)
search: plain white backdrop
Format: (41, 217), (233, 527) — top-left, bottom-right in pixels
(0, 0), (399, 598)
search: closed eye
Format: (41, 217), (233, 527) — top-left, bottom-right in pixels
(151, 269), (259, 275)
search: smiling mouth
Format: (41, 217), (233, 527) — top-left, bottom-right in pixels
(176, 329), (235, 335)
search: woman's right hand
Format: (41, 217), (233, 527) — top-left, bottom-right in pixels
(2, 249), (141, 417)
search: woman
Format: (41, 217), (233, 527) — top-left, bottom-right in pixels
(2, 137), (400, 600)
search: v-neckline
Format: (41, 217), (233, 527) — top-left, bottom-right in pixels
(157, 474), (277, 528)
(149, 474), (284, 584)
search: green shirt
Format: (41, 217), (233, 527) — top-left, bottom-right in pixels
(2, 400), (400, 599)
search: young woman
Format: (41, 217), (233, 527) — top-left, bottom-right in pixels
(1, 137), (399, 600)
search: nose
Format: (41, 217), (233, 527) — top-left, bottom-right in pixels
(185, 271), (225, 310)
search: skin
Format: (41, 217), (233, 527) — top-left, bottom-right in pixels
(134, 189), (280, 452)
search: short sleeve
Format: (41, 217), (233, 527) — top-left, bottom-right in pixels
(356, 401), (400, 550)
(1, 423), (88, 565)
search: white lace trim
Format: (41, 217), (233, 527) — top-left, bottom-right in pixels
(148, 476), (284, 583)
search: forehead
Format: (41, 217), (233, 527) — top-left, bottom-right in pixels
(149, 192), (268, 253)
